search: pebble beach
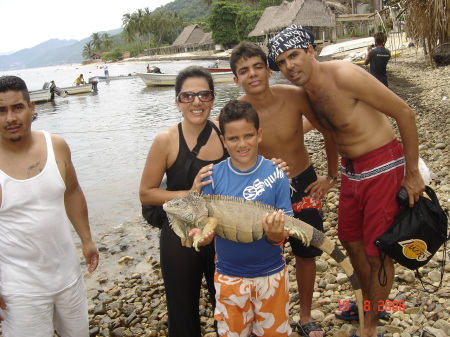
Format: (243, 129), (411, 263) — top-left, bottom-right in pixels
(1, 47), (448, 337)
(81, 47), (449, 337)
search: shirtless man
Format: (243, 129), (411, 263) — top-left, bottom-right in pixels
(229, 41), (339, 337)
(267, 25), (424, 337)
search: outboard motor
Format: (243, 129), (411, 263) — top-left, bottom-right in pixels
(89, 77), (99, 92)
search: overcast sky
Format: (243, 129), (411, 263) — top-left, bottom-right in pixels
(0, 0), (175, 54)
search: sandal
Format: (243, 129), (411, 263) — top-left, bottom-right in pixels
(335, 302), (359, 321)
(296, 321), (323, 337)
(335, 302), (387, 321)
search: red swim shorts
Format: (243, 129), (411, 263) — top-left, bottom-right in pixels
(338, 139), (405, 256)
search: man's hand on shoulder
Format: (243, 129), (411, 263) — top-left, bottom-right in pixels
(271, 158), (290, 176)
(305, 175), (336, 198)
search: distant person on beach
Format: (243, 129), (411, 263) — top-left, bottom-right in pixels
(139, 66), (229, 337)
(75, 74), (86, 85)
(268, 24), (424, 337)
(0, 75), (99, 336)
(103, 62), (109, 77)
(229, 40), (339, 337)
(365, 31), (391, 87)
(200, 100), (294, 336)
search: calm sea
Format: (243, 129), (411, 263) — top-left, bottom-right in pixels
(0, 61), (287, 238)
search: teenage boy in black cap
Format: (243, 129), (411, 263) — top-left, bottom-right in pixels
(268, 24), (424, 337)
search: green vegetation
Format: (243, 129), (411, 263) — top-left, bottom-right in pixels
(82, 32), (113, 60)
(81, 0), (287, 60)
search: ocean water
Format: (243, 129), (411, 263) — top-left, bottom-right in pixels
(0, 61), (262, 238)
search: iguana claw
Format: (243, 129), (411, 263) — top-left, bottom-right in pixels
(193, 217), (219, 252)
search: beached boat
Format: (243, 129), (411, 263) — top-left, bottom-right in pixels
(137, 72), (234, 87)
(29, 89), (51, 103)
(319, 37), (374, 57)
(351, 51), (402, 65)
(60, 84), (92, 95)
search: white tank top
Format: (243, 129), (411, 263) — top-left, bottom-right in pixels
(0, 130), (81, 296)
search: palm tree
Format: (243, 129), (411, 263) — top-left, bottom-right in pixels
(122, 8), (185, 54)
(150, 11), (184, 46)
(82, 41), (94, 59)
(101, 33), (113, 52)
(91, 32), (102, 53)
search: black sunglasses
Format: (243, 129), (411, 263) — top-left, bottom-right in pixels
(177, 90), (215, 103)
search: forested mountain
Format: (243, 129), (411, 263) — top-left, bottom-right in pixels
(0, 0), (211, 71)
(0, 0), (283, 70)
(154, 0), (212, 20)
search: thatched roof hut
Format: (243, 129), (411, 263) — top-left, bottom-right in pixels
(172, 24), (206, 47)
(248, 0), (336, 38)
(199, 32), (214, 46)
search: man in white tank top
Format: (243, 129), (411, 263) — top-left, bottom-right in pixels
(0, 75), (99, 337)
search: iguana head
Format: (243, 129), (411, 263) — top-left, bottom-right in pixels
(162, 192), (208, 244)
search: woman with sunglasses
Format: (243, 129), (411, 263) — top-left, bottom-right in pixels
(139, 66), (228, 337)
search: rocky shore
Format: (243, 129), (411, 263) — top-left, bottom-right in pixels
(82, 48), (449, 337)
(1, 49), (447, 337)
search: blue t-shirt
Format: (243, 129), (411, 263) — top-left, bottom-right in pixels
(202, 155), (293, 278)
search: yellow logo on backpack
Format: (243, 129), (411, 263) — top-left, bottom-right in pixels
(398, 239), (432, 261)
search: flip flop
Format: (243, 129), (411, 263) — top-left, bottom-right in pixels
(335, 302), (359, 321)
(296, 321), (324, 337)
(335, 303), (387, 321)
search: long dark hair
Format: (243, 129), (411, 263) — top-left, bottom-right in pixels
(175, 66), (214, 98)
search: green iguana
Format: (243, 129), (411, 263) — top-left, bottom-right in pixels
(163, 192), (365, 333)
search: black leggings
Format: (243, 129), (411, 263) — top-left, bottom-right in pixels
(160, 222), (216, 337)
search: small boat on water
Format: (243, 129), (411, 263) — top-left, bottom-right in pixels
(319, 37), (374, 57)
(29, 89), (51, 103)
(137, 72), (234, 87)
(207, 68), (233, 73)
(89, 75), (139, 82)
(60, 84), (92, 95)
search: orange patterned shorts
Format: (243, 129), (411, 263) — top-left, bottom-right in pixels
(214, 267), (292, 337)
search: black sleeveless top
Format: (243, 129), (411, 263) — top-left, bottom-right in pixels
(166, 122), (228, 191)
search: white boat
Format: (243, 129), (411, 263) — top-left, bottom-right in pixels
(211, 72), (235, 83)
(89, 75), (139, 82)
(29, 89), (51, 103)
(59, 84), (92, 95)
(319, 37), (374, 57)
(136, 72), (234, 87)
